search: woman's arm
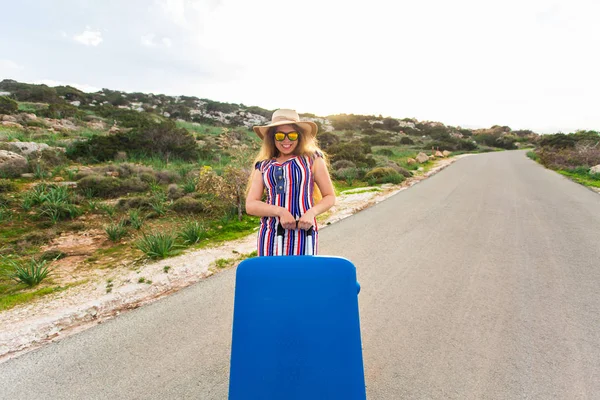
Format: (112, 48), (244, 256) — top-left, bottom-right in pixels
(245, 169), (297, 229)
(297, 157), (336, 230)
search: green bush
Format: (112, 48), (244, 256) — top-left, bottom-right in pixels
(40, 103), (79, 119)
(0, 179), (16, 193)
(118, 196), (153, 210)
(332, 159), (356, 170)
(399, 136), (414, 145)
(77, 175), (122, 198)
(365, 167), (405, 184)
(328, 140), (375, 168)
(120, 177), (150, 194)
(375, 148), (394, 157)
(0, 96), (18, 114)
(68, 121), (199, 162)
(171, 196), (205, 213)
(27, 148), (69, 171)
(362, 131), (394, 146)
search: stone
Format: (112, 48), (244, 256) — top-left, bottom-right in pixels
(21, 113), (37, 121)
(415, 152), (429, 163)
(429, 155), (436, 160)
(0, 150), (28, 177)
(590, 164), (600, 174)
(7, 141), (50, 155)
(407, 158), (416, 165)
(442, 150), (451, 157)
(435, 151), (444, 158)
(1, 115), (18, 123)
(1, 121), (23, 128)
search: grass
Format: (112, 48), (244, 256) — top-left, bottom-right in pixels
(558, 170), (600, 188)
(176, 121), (226, 136)
(0, 286), (65, 311)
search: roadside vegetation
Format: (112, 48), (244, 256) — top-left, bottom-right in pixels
(0, 79), (539, 310)
(527, 131), (600, 189)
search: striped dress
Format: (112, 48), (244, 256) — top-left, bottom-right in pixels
(255, 153), (320, 256)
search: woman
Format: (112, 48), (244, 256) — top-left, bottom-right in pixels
(246, 109), (336, 256)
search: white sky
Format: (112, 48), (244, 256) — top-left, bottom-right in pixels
(1, 0), (598, 133)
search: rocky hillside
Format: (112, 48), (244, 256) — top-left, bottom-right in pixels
(0, 79), (539, 143)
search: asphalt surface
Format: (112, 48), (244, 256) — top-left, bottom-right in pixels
(1, 150), (599, 399)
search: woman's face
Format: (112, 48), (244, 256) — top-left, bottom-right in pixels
(273, 124), (299, 156)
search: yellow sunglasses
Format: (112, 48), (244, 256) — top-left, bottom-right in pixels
(274, 131), (299, 141)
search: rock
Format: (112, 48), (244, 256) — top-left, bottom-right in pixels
(407, 158), (416, 165)
(7, 141), (50, 155)
(443, 150), (451, 157)
(87, 120), (106, 130)
(1, 115), (18, 123)
(1, 121), (23, 129)
(435, 151), (444, 158)
(415, 152), (429, 163)
(21, 113), (37, 121)
(0, 150), (28, 177)
(53, 176), (64, 182)
(429, 155), (436, 160)
(591, 164), (600, 174)
(21, 173), (35, 179)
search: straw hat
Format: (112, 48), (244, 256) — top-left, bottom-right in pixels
(253, 109), (318, 140)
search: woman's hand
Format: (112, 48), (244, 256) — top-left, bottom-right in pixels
(278, 208), (297, 230)
(297, 209), (316, 230)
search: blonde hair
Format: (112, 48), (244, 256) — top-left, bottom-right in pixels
(248, 123), (328, 202)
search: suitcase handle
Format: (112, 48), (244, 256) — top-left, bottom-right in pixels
(276, 222), (314, 256)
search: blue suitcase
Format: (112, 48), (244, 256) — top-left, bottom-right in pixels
(229, 228), (365, 399)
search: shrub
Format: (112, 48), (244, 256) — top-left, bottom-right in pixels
(365, 167), (405, 184)
(155, 170), (180, 184)
(332, 159), (356, 170)
(333, 167), (359, 185)
(182, 177), (197, 193)
(40, 103), (79, 119)
(77, 175), (122, 198)
(6, 257), (52, 287)
(105, 220), (128, 242)
(0, 179), (16, 193)
(328, 141), (375, 168)
(120, 177), (150, 194)
(317, 132), (340, 150)
(375, 148), (394, 157)
(178, 220), (207, 245)
(362, 131), (394, 146)
(171, 196), (205, 213)
(136, 232), (177, 259)
(399, 136), (414, 145)
(27, 148), (69, 171)
(127, 209), (145, 230)
(118, 196), (153, 210)
(167, 184), (185, 200)
(0, 96), (18, 114)
(126, 121), (199, 161)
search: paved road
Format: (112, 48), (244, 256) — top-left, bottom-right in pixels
(2, 151), (599, 399)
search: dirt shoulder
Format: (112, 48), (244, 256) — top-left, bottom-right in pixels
(0, 155), (469, 362)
